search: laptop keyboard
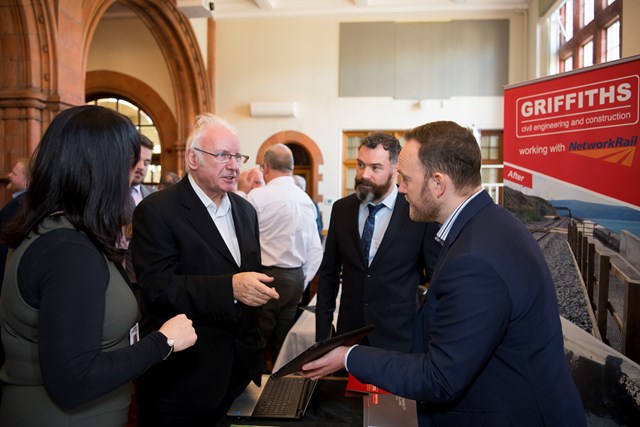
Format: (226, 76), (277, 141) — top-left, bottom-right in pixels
(253, 377), (305, 417)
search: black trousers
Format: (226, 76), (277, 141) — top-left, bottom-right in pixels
(136, 357), (249, 427)
(259, 266), (304, 361)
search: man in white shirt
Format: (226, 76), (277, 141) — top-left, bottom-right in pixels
(248, 144), (323, 362)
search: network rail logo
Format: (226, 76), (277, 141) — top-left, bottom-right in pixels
(569, 136), (637, 167)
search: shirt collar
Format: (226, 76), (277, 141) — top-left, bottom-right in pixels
(360, 185), (398, 210)
(188, 173), (230, 215)
(435, 189), (484, 245)
(267, 175), (294, 186)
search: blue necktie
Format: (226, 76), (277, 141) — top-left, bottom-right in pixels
(361, 203), (384, 263)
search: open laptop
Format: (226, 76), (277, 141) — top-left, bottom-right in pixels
(226, 325), (374, 420)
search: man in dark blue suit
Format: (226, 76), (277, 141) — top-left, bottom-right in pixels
(302, 121), (586, 426)
(315, 133), (440, 352)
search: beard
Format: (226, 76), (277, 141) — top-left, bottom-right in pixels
(131, 170), (145, 186)
(355, 173), (394, 203)
(407, 185), (440, 223)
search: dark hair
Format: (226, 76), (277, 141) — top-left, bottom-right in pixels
(404, 121), (482, 193)
(2, 105), (141, 262)
(139, 133), (154, 150)
(360, 133), (401, 164)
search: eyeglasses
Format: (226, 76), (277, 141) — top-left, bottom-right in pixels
(192, 147), (249, 164)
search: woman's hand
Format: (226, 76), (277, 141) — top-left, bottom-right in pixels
(158, 314), (197, 352)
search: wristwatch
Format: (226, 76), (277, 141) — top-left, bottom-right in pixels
(163, 338), (175, 360)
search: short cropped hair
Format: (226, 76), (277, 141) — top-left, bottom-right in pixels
(359, 133), (401, 164)
(264, 144), (294, 172)
(404, 121), (482, 193)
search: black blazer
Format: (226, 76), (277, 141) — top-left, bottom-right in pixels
(131, 177), (264, 414)
(315, 192), (440, 352)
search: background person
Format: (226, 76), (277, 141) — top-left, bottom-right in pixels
(131, 113), (279, 426)
(247, 144), (322, 364)
(3, 158), (29, 198)
(302, 121), (586, 427)
(122, 134), (157, 291)
(130, 134), (156, 204)
(235, 167), (264, 198)
(293, 174), (323, 239)
(0, 105), (196, 426)
(315, 133), (440, 351)
(0, 157), (32, 402)
(158, 171), (180, 190)
(0, 158), (31, 281)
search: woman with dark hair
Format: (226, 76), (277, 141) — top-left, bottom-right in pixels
(0, 105), (197, 426)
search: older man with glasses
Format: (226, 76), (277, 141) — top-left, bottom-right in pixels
(131, 113), (279, 426)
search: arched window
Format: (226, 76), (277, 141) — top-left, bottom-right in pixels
(86, 97), (162, 183)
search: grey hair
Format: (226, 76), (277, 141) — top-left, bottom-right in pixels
(185, 113), (237, 170)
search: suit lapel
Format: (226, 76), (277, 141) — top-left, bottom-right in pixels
(178, 178), (237, 266)
(429, 191), (494, 282)
(229, 194), (250, 268)
(369, 195), (408, 267)
(346, 196), (368, 266)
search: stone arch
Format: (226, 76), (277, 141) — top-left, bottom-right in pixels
(82, 0), (213, 174)
(0, 0), (59, 202)
(85, 70), (180, 176)
(256, 131), (324, 202)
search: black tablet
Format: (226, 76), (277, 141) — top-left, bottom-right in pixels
(270, 324), (374, 379)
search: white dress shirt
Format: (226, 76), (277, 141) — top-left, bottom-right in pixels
(358, 185), (398, 265)
(188, 174), (241, 267)
(247, 176), (323, 287)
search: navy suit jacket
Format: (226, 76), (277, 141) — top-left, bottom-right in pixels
(347, 191), (586, 426)
(131, 177), (264, 416)
(316, 192), (440, 351)
(0, 193), (25, 284)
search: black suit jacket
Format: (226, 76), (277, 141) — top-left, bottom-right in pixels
(131, 177), (264, 416)
(315, 192), (440, 351)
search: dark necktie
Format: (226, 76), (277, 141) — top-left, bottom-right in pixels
(361, 203), (384, 263)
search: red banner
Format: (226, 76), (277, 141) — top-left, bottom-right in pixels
(504, 57), (640, 208)
(503, 165), (533, 189)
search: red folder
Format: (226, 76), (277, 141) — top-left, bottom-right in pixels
(346, 373), (390, 395)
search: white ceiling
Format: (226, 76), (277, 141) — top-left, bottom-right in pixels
(206, 0), (531, 19)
